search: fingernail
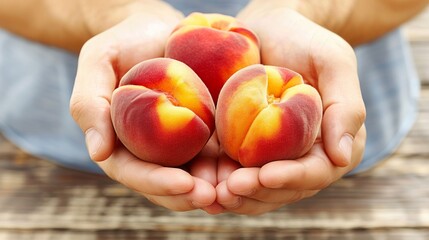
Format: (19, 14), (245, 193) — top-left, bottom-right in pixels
(339, 134), (353, 165)
(85, 128), (102, 159)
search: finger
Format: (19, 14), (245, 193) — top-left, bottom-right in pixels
(226, 190), (317, 215)
(226, 167), (319, 203)
(201, 202), (225, 215)
(189, 133), (220, 186)
(217, 152), (241, 183)
(259, 145), (336, 190)
(259, 132), (365, 191)
(197, 132), (220, 158)
(216, 181), (283, 215)
(311, 32), (366, 167)
(226, 167), (261, 196)
(216, 181), (242, 209)
(70, 15), (173, 162)
(189, 156), (218, 187)
(99, 143), (194, 196)
(247, 189), (319, 204)
(144, 177), (216, 212)
(70, 38), (119, 161)
(226, 198), (283, 216)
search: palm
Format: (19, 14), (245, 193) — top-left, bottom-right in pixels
(210, 7), (367, 215)
(72, 12), (223, 212)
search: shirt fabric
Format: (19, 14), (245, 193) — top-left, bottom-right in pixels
(0, 1), (420, 175)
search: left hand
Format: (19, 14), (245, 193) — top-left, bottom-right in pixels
(70, 2), (220, 212)
(214, 5), (367, 215)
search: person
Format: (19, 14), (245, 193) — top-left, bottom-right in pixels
(0, 0), (427, 215)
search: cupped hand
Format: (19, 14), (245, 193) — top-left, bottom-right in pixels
(69, 3), (218, 211)
(213, 5), (367, 215)
(216, 126), (365, 215)
(97, 136), (219, 212)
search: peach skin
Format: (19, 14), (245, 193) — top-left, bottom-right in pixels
(165, 12), (260, 103)
(216, 64), (323, 167)
(111, 58), (216, 167)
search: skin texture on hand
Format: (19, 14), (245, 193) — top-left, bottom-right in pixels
(206, 6), (367, 215)
(242, 0), (429, 47)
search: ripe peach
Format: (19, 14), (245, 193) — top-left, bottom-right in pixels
(165, 12), (260, 103)
(216, 64), (323, 167)
(111, 58), (215, 166)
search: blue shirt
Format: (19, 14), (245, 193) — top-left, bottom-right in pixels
(0, 1), (420, 174)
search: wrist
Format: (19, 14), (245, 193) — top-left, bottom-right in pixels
(79, 0), (183, 37)
(238, 0), (353, 33)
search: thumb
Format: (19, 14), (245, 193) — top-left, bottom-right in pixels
(312, 34), (366, 167)
(70, 95), (116, 162)
(69, 41), (118, 162)
(322, 103), (366, 167)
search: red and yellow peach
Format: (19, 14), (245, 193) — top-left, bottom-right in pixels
(165, 12), (261, 103)
(216, 64), (323, 167)
(111, 58), (215, 166)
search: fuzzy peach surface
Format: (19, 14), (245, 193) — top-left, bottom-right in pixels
(216, 64), (323, 167)
(111, 58), (215, 167)
(165, 12), (261, 103)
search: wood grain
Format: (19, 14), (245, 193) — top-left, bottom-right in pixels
(0, 229), (429, 240)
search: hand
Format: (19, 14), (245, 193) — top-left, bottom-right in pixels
(188, 133), (225, 214)
(96, 137), (218, 212)
(69, 2), (217, 211)
(213, 5), (367, 215)
(216, 129), (365, 215)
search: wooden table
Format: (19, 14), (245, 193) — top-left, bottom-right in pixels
(1, 7), (429, 240)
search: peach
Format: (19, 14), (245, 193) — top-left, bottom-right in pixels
(216, 64), (323, 167)
(165, 12), (260, 103)
(111, 58), (215, 167)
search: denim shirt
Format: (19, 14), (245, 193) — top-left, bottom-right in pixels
(0, 1), (420, 174)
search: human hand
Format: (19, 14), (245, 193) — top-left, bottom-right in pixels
(213, 4), (366, 215)
(95, 136), (218, 212)
(69, 1), (217, 211)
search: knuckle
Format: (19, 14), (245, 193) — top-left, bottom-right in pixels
(314, 174), (333, 190)
(312, 163), (334, 190)
(314, 175), (332, 190)
(69, 96), (111, 130)
(81, 35), (120, 63)
(145, 195), (159, 206)
(354, 102), (367, 125)
(167, 201), (194, 212)
(288, 191), (305, 203)
(69, 96), (88, 124)
(305, 190), (320, 199)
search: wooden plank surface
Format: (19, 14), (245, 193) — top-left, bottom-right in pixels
(0, 229), (429, 240)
